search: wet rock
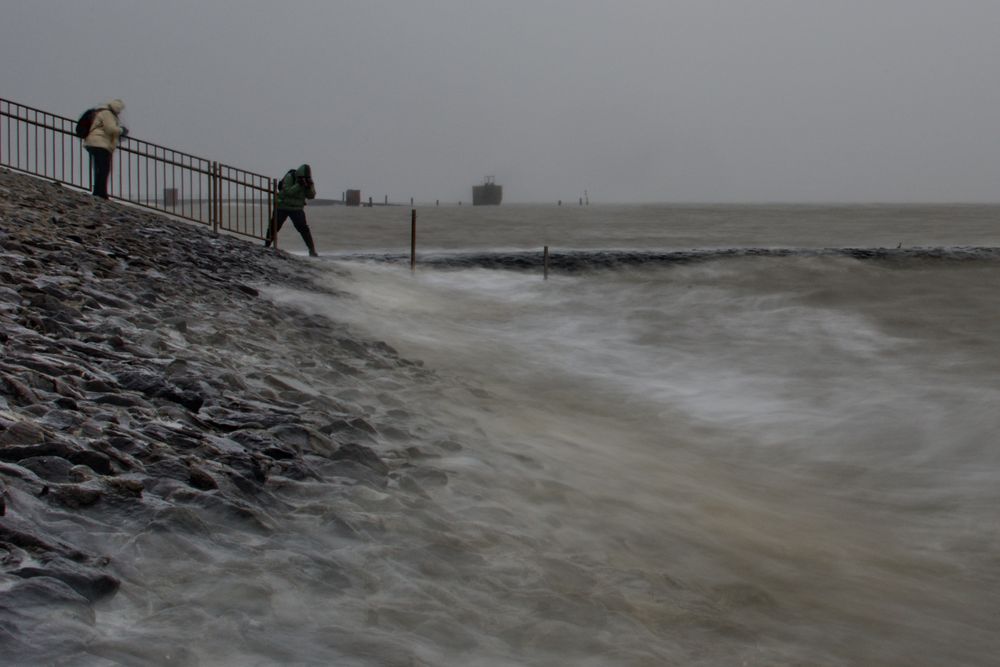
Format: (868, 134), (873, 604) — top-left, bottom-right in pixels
(167, 487), (274, 532)
(267, 458), (321, 481)
(397, 474), (431, 499)
(104, 476), (144, 498)
(0, 574), (92, 611)
(14, 562), (120, 603)
(322, 416), (378, 439)
(329, 443), (389, 476)
(225, 466), (267, 494)
(39, 409), (86, 431)
(188, 466), (218, 491)
(113, 368), (166, 394)
(262, 444), (296, 460)
(381, 425), (411, 441)
(68, 465), (95, 483)
(113, 368), (204, 411)
(269, 424), (327, 451)
(165, 317), (188, 332)
(61, 339), (128, 361)
(19, 369), (59, 392)
(0, 419), (48, 445)
(0, 522), (87, 561)
(0, 441), (80, 463)
(48, 483), (102, 509)
(25, 292), (83, 322)
(81, 379), (117, 393)
(166, 389), (204, 412)
(140, 422), (203, 450)
(24, 313), (73, 337)
(208, 405), (295, 431)
(89, 439), (141, 471)
(411, 468), (449, 488)
(93, 392), (146, 408)
(67, 449), (115, 476)
(20, 404), (49, 418)
(0, 462), (45, 490)
(18, 456), (74, 483)
(434, 439), (464, 452)
(104, 434), (140, 454)
(144, 458), (192, 482)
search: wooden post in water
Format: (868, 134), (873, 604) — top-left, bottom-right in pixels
(410, 209), (417, 271)
(543, 245), (549, 280)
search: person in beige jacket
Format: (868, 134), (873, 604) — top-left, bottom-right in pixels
(83, 99), (127, 199)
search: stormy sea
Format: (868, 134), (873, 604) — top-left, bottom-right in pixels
(3, 172), (1000, 666)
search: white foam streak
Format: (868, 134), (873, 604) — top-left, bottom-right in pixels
(314, 257), (1000, 663)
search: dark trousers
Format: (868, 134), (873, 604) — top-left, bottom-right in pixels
(265, 208), (317, 255)
(86, 147), (112, 199)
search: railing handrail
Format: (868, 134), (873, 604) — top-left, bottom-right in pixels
(0, 95), (278, 245)
(0, 100), (269, 185)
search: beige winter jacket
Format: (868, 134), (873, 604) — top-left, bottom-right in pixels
(84, 99), (125, 152)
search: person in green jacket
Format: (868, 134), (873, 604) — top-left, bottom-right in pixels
(265, 164), (318, 256)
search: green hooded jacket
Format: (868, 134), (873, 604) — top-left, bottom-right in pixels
(275, 164), (316, 210)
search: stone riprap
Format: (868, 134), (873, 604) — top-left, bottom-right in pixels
(0, 169), (435, 659)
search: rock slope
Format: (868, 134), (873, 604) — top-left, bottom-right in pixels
(0, 169), (430, 659)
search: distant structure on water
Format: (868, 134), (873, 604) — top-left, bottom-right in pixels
(472, 176), (502, 206)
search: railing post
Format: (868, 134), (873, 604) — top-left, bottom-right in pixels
(86, 135), (93, 194)
(213, 162), (221, 235)
(271, 177), (279, 250)
(208, 161), (216, 231)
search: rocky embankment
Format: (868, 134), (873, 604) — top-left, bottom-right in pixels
(0, 169), (429, 657)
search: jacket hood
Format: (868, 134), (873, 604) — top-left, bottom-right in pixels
(295, 164), (312, 178)
(106, 99), (125, 114)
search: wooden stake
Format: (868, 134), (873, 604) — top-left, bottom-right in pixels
(410, 209), (417, 271)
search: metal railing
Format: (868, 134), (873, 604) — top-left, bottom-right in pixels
(0, 96), (276, 243)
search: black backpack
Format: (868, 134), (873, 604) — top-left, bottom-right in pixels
(74, 108), (99, 138)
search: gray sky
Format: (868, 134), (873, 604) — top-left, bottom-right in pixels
(2, 0), (999, 203)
